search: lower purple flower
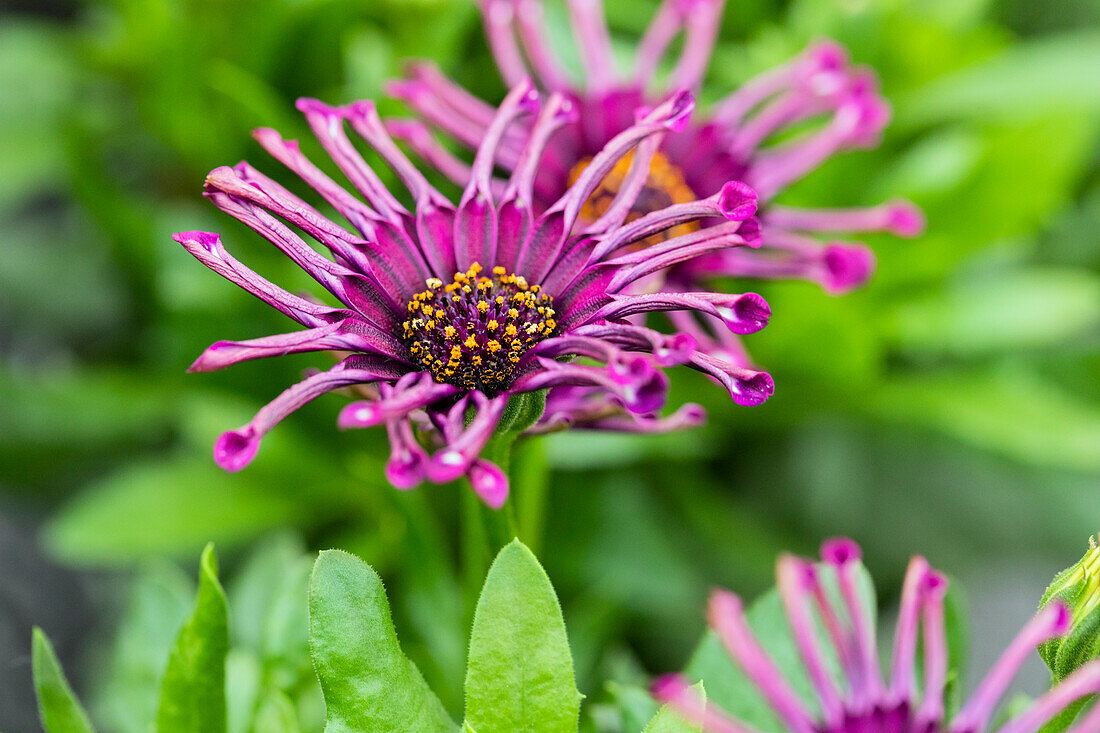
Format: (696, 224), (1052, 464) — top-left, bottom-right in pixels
(176, 84), (772, 506)
(653, 538), (1100, 733)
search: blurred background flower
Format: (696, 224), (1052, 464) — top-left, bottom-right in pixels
(1, 0), (1099, 730)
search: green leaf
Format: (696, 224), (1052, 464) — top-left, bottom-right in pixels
(464, 540), (581, 733)
(254, 690), (301, 733)
(43, 457), (302, 564)
(869, 370), (1100, 472)
(156, 543), (229, 733)
(90, 562), (194, 733)
(887, 269), (1100, 356)
(32, 627), (95, 733)
(901, 30), (1100, 124)
(643, 682), (705, 732)
(308, 549), (455, 733)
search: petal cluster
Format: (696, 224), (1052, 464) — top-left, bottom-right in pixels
(177, 85), (771, 505)
(654, 539), (1100, 733)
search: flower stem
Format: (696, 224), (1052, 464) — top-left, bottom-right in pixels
(512, 437), (549, 555)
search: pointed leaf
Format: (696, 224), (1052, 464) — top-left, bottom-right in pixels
(464, 540), (581, 733)
(308, 549), (455, 732)
(32, 627), (95, 733)
(156, 543), (229, 733)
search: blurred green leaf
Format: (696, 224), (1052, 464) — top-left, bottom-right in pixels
(156, 543), (229, 733)
(254, 689), (302, 733)
(90, 562), (193, 733)
(464, 540), (581, 733)
(887, 268), (1100, 356)
(43, 456), (302, 564)
(308, 549), (455, 732)
(32, 627), (96, 733)
(901, 30), (1100, 124)
(869, 370), (1100, 472)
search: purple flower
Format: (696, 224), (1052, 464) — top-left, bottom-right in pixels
(653, 538), (1100, 733)
(388, 0), (923, 361)
(175, 84), (771, 506)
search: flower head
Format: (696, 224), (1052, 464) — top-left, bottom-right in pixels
(176, 85), (771, 506)
(389, 0), (924, 371)
(653, 538), (1100, 733)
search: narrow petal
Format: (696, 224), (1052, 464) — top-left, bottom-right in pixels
(766, 200), (925, 237)
(468, 459), (510, 509)
(338, 372), (460, 428)
(565, 0), (616, 91)
(889, 556), (932, 702)
(297, 97), (409, 222)
(707, 590), (818, 733)
(950, 602), (1073, 733)
(189, 319), (409, 373)
(384, 413), (430, 489)
(574, 322), (697, 366)
(995, 662), (1100, 733)
(174, 231), (349, 329)
(214, 356), (408, 472)
(916, 569), (950, 726)
(593, 181), (757, 260)
(594, 292), (770, 335)
(688, 353), (773, 406)
(481, 0), (530, 87)
(514, 357), (668, 415)
(426, 393), (508, 483)
(668, 0), (726, 90)
(777, 556), (845, 728)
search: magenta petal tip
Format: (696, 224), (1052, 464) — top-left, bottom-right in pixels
(338, 401), (383, 429)
(426, 449), (470, 484)
(650, 673), (690, 700)
(385, 456), (424, 490)
(213, 429), (260, 472)
(809, 39), (849, 72)
(722, 293), (770, 335)
(717, 181), (758, 221)
(468, 460), (509, 509)
(823, 243), (876, 294)
(738, 217), (762, 247)
(732, 371), (773, 406)
(887, 201), (926, 237)
(664, 90), (696, 131)
(173, 231), (221, 250)
(821, 537), (862, 565)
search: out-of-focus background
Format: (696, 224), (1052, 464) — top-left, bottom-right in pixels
(1, 0), (1099, 730)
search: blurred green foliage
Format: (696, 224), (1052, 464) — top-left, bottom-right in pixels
(2, 0), (1100, 728)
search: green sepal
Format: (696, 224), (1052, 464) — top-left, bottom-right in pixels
(1038, 541), (1100, 681)
(482, 390), (547, 472)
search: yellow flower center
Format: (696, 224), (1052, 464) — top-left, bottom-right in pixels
(568, 150), (700, 249)
(403, 263), (556, 392)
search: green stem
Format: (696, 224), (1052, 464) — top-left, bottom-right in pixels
(512, 437), (549, 555)
(461, 487), (491, 618)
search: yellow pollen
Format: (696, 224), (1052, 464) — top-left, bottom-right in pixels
(402, 263), (556, 392)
